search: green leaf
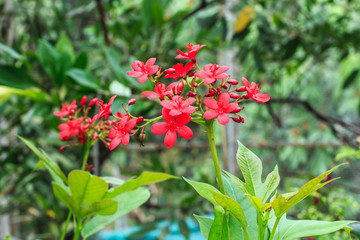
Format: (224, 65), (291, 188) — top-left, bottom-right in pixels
(194, 214), (213, 239)
(37, 40), (59, 84)
(208, 205), (228, 240)
(55, 33), (75, 61)
(53, 183), (76, 212)
(273, 164), (345, 218)
(82, 187), (150, 238)
(245, 194), (271, 213)
(101, 176), (125, 186)
(183, 177), (221, 206)
(263, 165), (280, 202)
(73, 51), (88, 69)
(68, 170), (109, 218)
(0, 66), (36, 89)
(236, 141), (264, 197)
(208, 189), (248, 230)
(105, 171), (177, 198)
(67, 68), (100, 90)
(18, 136), (67, 184)
(268, 214), (356, 240)
(0, 42), (23, 59)
(0, 85), (47, 106)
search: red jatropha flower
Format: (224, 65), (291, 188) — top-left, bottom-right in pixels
(203, 93), (239, 125)
(142, 82), (177, 101)
(108, 115), (137, 150)
(164, 62), (194, 80)
(241, 77), (270, 103)
(195, 64), (229, 85)
(127, 58), (159, 83)
(151, 109), (193, 148)
(160, 96), (196, 116)
(93, 95), (116, 121)
(176, 43), (206, 62)
(54, 100), (77, 118)
(58, 119), (81, 140)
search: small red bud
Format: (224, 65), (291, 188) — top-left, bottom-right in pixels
(192, 82), (198, 87)
(93, 134), (99, 141)
(222, 85), (228, 89)
(112, 119), (117, 124)
(59, 146), (66, 151)
(174, 81), (184, 94)
(116, 111), (123, 118)
(227, 79), (239, 85)
(106, 121), (112, 126)
(232, 117), (241, 123)
(236, 86), (247, 92)
(205, 93), (210, 97)
(217, 88), (221, 93)
(80, 96), (87, 107)
(241, 95), (249, 99)
(189, 71), (195, 77)
(136, 116), (144, 124)
(232, 106), (244, 113)
(188, 91), (197, 97)
(89, 98), (98, 106)
(230, 93), (240, 99)
(127, 98), (136, 106)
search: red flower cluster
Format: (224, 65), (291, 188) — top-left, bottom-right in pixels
(124, 43), (270, 148)
(54, 96), (143, 151)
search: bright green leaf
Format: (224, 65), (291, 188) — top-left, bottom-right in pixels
(268, 214), (355, 240)
(183, 177), (221, 206)
(53, 183), (76, 213)
(106, 171), (177, 198)
(55, 33), (75, 61)
(194, 214), (213, 239)
(208, 205), (228, 240)
(0, 42), (23, 59)
(82, 187), (150, 238)
(263, 165), (280, 202)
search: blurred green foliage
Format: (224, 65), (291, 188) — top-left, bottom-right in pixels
(1, 0), (360, 239)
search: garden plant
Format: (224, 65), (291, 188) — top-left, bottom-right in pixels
(20, 43), (357, 239)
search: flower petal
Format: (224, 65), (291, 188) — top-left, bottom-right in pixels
(131, 61), (143, 71)
(125, 119), (137, 132)
(203, 109), (219, 120)
(241, 77), (250, 88)
(161, 108), (174, 123)
(203, 98), (218, 109)
(218, 93), (230, 105)
(176, 126), (193, 139)
(175, 113), (191, 125)
(217, 113), (230, 125)
(141, 91), (160, 99)
(151, 122), (169, 135)
(183, 97), (196, 106)
(253, 93), (270, 103)
(109, 137), (122, 151)
(145, 58), (156, 67)
(121, 133), (130, 145)
(164, 130), (177, 148)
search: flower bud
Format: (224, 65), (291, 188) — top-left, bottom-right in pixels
(189, 71), (195, 77)
(222, 85), (228, 89)
(232, 106), (244, 113)
(136, 116), (144, 124)
(85, 117), (92, 123)
(80, 96), (87, 107)
(106, 121), (112, 126)
(236, 86), (246, 92)
(93, 134), (99, 141)
(128, 98), (136, 106)
(207, 88), (215, 97)
(89, 98), (98, 106)
(59, 146), (66, 151)
(232, 117), (244, 123)
(139, 132), (146, 143)
(241, 94), (249, 99)
(230, 93), (240, 99)
(227, 79), (239, 85)
(193, 82), (198, 87)
(173, 81), (184, 94)
(188, 91), (197, 97)
(217, 88), (221, 93)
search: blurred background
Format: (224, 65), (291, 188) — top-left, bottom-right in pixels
(0, 0), (360, 239)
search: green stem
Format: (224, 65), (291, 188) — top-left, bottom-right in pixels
(60, 211), (72, 240)
(258, 212), (263, 240)
(269, 217), (281, 240)
(243, 227), (251, 240)
(206, 120), (225, 194)
(81, 143), (91, 171)
(73, 217), (82, 240)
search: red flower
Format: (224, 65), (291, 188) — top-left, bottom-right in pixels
(195, 64), (229, 85)
(241, 77), (270, 103)
(176, 43), (206, 62)
(142, 82), (177, 101)
(160, 96), (196, 116)
(93, 95), (116, 121)
(54, 100), (77, 118)
(151, 109), (193, 148)
(203, 93), (238, 125)
(108, 116), (137, 150)
(127, 58), (159, 83)
(164, 62), (194, 80)
(58, 119), (81, 140)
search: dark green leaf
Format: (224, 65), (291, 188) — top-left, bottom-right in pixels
(67, 68), (100, 90)
(0, 66), (35, 89)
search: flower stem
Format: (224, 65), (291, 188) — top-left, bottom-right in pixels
(81, 143), (91, 171)
(73, 217), (82, 240)
(206, 120), (225, 194)
(269, 217), (280, 240)
(60, 211), (72, 240)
